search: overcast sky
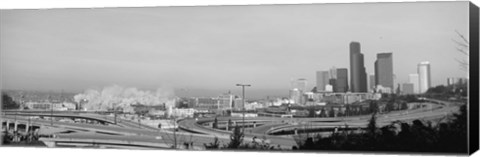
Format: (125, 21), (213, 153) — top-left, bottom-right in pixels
(0, 2), (469, 98)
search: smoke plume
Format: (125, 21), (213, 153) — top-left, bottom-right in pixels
(74, 85), (175, 112)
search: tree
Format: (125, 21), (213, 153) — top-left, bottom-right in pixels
(369, 101), (378, 114)
(319, 108), (327, 117)
(367, 112), (378, 136)
(385, 100), (395, 112)
(213, 117), (218, 129)
(177, 100), (190, 108)
(426, 85), (448, 94)
(2, 128), (12, 144)
(453, 30), (469, 72)
(227, 125), (244, 149)
(328, 107), (335, 117)
(401, 102), (408, 110)
(227, 119), (232, 130)
(2, 94), (19, 110)
(298, 104), (468, 153)
(204, 136), (220, 149)
(345, 105), (351, 117)
(308, 107), (316, 117)
(401, 94), (418, 102)
(358, 106), (365, 115)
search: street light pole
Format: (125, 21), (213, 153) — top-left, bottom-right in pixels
(114, 106), (117, 125)
(173, 116), (177, 149)
(236, 84), (251, 132)
(48, 95), (53, 126)
(138, 115), (141, 128)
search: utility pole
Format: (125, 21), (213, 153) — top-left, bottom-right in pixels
(48, 95), (53, 126)
(20, 94), (25, 110)
(138, 118), (141, 128)
(236, 84), (251, 132)
(27, 115), (31, 138)
(173, 116), (177, 149)
(114, 106), (117, 125)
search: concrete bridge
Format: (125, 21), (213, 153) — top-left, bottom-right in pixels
(177, 100), (458, 137)
(2, 111), (159, 131)
(1, 98), (459, 150)
(39, 132), (204, 150)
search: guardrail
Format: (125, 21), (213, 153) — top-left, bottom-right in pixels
(39, 137), (200, 149)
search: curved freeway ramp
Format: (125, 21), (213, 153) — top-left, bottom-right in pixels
(178, 99), (460, 143)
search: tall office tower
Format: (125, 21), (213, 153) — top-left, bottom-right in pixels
(292, 78), (308, 92)
(329, 79), (337, 92)
(330, 67), (337, 79)
(417, 61), (432, 93)
(408, 74), (420, 94)
(369, 74), (375, 92)
(289, 88), (304, 104)
(316, 71), (330, 92)
(375, 53), (394, 90)
(336, 68), (349, 92)
(349, 41), (368, 92)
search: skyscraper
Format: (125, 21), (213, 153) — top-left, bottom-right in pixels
(409, 73), (420, 94)
(329, 67), (338, 92)
(289, 88), (304, 105)
(292, 78), (308, 92)
(316, 71), (330, 92)
(368, 74), (375, 92)
(336, 68), (349, 92)
(329, 67), (337, 79)
(375, 53), (394, 91)
(349, 41), (368, 93)
(329, 79), (337, 92)
(418, 61), (431, 93)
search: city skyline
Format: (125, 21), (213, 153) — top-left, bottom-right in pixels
(418, 61), (432, 93)
(409, 73), (420, 94)
(0, 2), (469, 98)
(349, 41), (368, 92)
(375, 52), (394, 90)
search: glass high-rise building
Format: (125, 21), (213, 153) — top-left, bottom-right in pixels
(329, 67), (337, 79)
(349, 41), (368, 93)
(375, 53), (394, 90)
(335, 68), (349, 92)
(292, 78), (308, 92)
(369, 74), (375, 92)
(409, 73), (420, 94)
(417, 61), (431, 93)
(316, 71), (330, 92)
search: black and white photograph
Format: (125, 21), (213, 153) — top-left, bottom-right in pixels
(1, 0), (478, 156)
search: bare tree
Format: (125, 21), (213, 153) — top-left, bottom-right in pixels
(452, 30), (469, 72)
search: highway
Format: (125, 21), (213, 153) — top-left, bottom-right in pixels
(2, 114), (297, 149)
(1, 98), (461, 150)
(178, 100), (460, 139)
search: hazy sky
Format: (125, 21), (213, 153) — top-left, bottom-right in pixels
(0, 2), (469, 98)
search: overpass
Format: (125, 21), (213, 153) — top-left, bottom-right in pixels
(2, 114), (297, 149)
(177, 100), (459, 137)
(1, 98), (460, 150)
(2, 111), (159, 131)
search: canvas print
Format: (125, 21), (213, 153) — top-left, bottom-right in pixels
(0, 1), (477, 155)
